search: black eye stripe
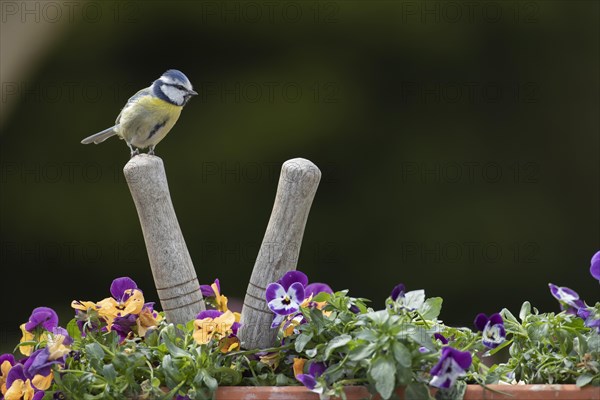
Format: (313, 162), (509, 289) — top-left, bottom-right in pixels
(161, 81), (187, 91)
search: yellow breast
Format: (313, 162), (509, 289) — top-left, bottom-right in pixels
(117, 96), (183, 149)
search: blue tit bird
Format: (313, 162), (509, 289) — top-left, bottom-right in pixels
(81, 69), (197, 157)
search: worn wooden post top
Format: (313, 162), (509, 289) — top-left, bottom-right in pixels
(123, 154), (204, 325)
(239, 158), (321, 349)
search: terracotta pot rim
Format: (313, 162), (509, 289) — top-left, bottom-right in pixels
(212, 384), (599, 400)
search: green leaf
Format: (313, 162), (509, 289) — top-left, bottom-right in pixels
(161, 331), (190, 358)
(203, 373), (218, 391)
(312, 292), (331, 302)
(407, 326), (435, 351)
(421, 297), (443, 320)
(348, 342), (376, 361)
(66, 318), (82, 341)
(519, 301), (531, 322)
(435, 380), (466, 400)
(392, 341), (412, 367)
(403, 290), (425, 310)
(587, 333), (600, 354)
(305, 348), (318, 358)
(369, 356), (396, 399)
(355, 329), (378, 342)
(161, 355), (184, 387)
(214, 367), (243, 386)
(324, 334), (352, 359)
(102, 364), (117, 383)
(85, 343), (105, 361)
(396, 365), (413, 385)
(501, 308), (519, 325)
(576, 374), (594, 387)
(406, 382), (434, 400)
(366, 310), (389, 325)
(145, 329), (159, 347)
(487, 338), (513, 356)
(295, 332), (313, 352)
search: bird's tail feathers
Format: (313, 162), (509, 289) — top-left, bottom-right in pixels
(81, 126), (118, 144)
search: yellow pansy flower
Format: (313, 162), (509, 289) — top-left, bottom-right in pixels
(193, 310), (236, 345)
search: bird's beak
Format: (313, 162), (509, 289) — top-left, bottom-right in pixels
(189, 89), (198, 96)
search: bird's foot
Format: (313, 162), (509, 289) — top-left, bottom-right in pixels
(148, 146), (156, 156)
(129, 148), (140, 158)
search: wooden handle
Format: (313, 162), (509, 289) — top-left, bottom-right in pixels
(123, 154), (204, 325)
(239, 158), (321, 349)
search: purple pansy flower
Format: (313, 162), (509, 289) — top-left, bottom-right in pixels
(110, 277), (138, 303)
(200, 279), (220, 298)
(578, 307), (600, 333)
(429, 347), (472, 389)
(24, 307), (59, 332)
(591, 251), (600, 282)
(6, 363), (27, 387)
(6, 363), (45, 400)
(231, 321), (241, 335)
(1, 353), (16, 367)
(196, 310), (223, 320)
(266, 271), (333, 328)
(112, 314), (138, 340)
(196, 310), (240, 335)
(266, 282), (305, 316)
(23, 348), (61, 379)
(275, 271), (332, 299)
(474, 313), (506, 349)
(51, 327), (74, 346)
(434, 333), (448, 345)
(305, 283), (333, 298)
(348, 304), (361, 314)
(278, 271), (309, 290)
(266, 271), (311, 317)
(270, 313), (287, 329)
(548, 283), (586, 314)
(296, 361), (327, 392)
(391, 283), (406, 301)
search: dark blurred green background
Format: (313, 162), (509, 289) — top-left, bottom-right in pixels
(1, 1), (598, 353)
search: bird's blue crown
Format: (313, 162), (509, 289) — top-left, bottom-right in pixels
(152, 69), (196, 106)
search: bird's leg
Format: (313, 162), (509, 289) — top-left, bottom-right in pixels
(127, 143), (139, 158)
(148, 145), (156, 156)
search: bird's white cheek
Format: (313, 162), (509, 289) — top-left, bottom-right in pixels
(161, 85), (184, 105)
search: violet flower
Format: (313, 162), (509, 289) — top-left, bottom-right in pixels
(23, 348), (62, 379)
(24, 307), (59, 332)
(110, 277), (139, 303)
(429, 347), (472, 389)
(578, 307), (600, 333)
(1, 353), (15, 392)
(266, 271), (333, 329)
(548, 283), (586, 314)
(549, 282), (599, 333)
(296, 361), (327, 392)
(434, 333), (448, 345)
(266, 271), (309, 319)
(112, 314), (138, 341)
(200, 279), (220, 298)
(265, 282), (305, 316)
(591, 251), (600, 282)
(4, 363), (45, 400)
(278, 271), (308, 289)
(474, 313), (506, 349)
(305, 283), (333, 298)
(391, 283), (406, 301)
